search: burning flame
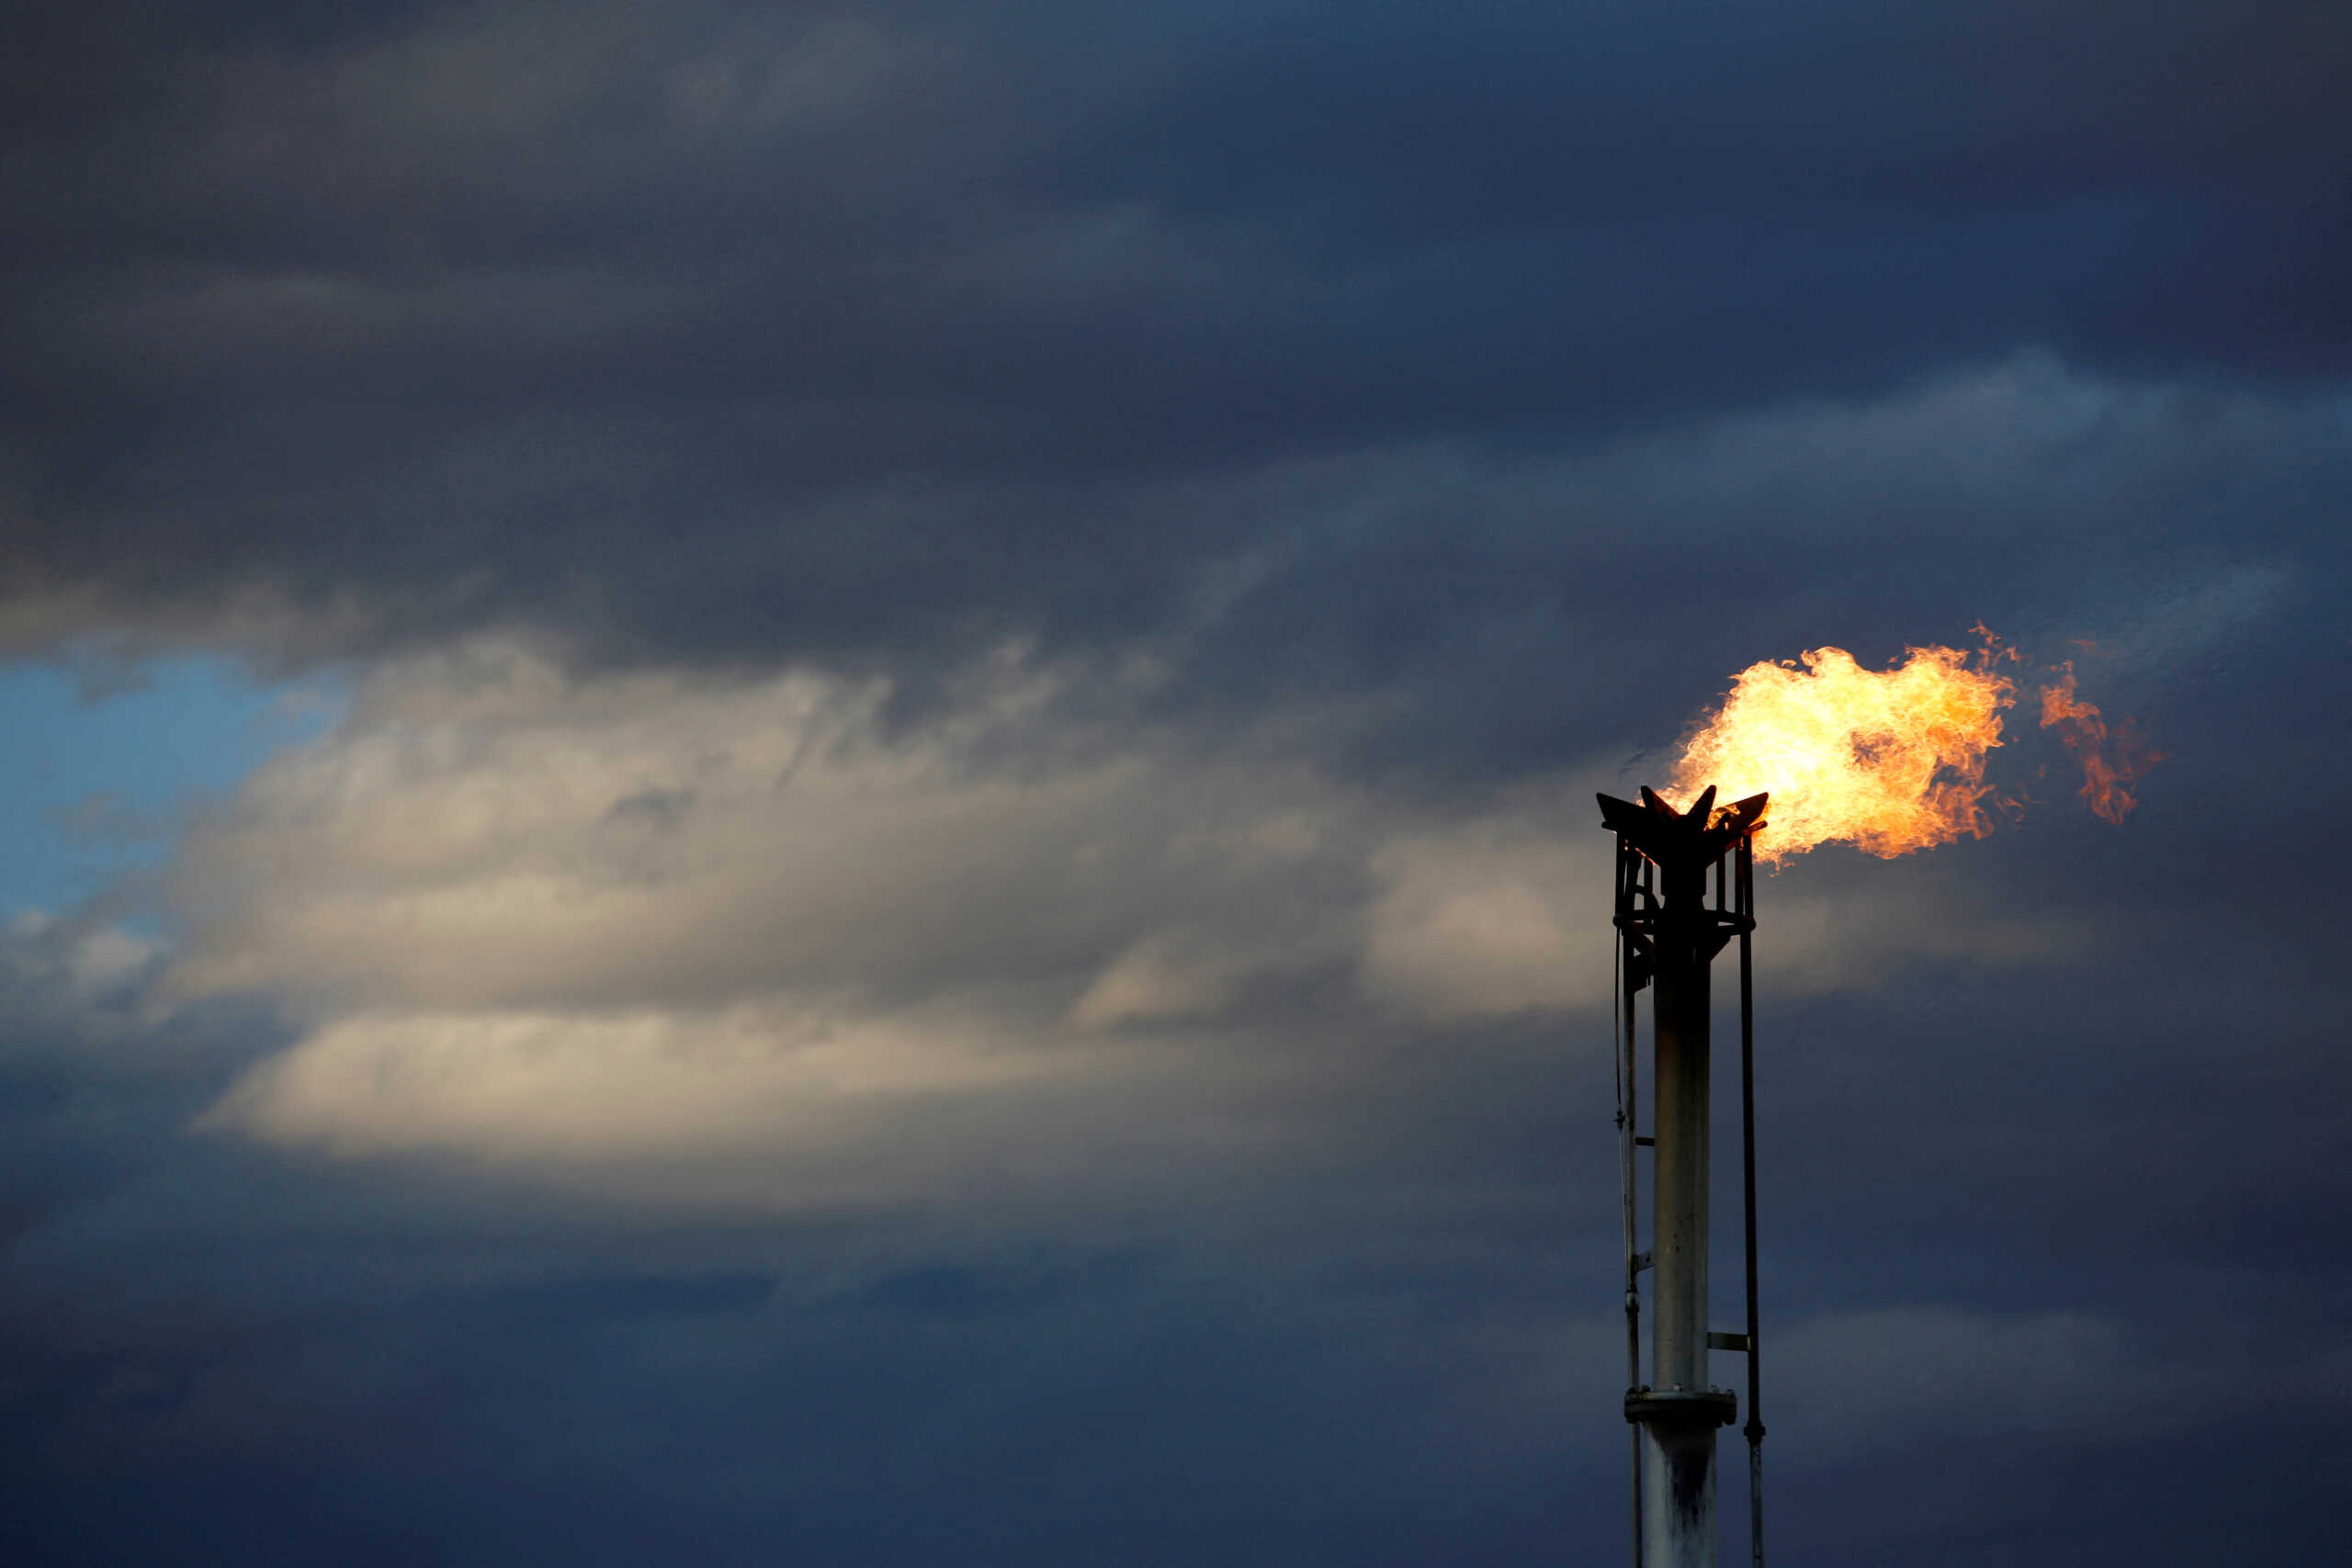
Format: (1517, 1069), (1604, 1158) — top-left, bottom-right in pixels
(2039, 662), (2162, 824)
(1668, 645), (2015, 864)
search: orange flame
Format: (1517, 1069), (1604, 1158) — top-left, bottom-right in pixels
(1668, 645), (2015, 864)
(2039, 663), (2162, 824)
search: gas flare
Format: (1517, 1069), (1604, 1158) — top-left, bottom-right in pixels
(1668, 644), (2015, 864)
(2040, 663), (2161, 824)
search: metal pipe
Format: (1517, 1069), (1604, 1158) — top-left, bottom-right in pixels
(1650, 912), (1710, 1396)
(1737, 836), (1765, 1568)
(1639, 875), (1718, 1568)
(1617, 908), (1645, 1568)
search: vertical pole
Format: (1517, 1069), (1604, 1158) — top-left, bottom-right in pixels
(1638, 859), (1717, 1568)
(1649, 898), (1710, 1396)
(1619, 887), (1645, 1568)
(1738, 837), (1765, 1568)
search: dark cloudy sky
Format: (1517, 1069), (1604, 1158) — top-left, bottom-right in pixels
(4, 3), (2349, 1563)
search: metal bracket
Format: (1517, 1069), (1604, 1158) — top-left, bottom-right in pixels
(1707, 1330), (1751, 1353)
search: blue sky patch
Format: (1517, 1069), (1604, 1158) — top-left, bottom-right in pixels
(0, 657), (345, 923)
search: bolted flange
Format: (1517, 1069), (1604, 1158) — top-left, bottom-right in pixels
(1623, 1386), (1739, 1429)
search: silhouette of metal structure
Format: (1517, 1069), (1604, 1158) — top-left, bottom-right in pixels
(1601, 785), (1769, 1568)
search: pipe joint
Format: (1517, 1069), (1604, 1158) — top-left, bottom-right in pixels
(1623, 1387), (1738, 1429)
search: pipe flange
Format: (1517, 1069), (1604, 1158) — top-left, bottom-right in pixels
(1623, 1386), (1738, 1428)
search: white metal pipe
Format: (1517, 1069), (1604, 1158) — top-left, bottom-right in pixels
(1634, 906), (1721, 1568)
(1640, 1421), (1719, 1568)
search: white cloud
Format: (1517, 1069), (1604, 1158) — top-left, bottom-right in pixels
(197, 1001), (1086, 1185)
(2, 910), (165, 1018)
(1359, 803), (1615, 1021)
(172, 641), (1371, 1195)
(161, 637), (1408, 1028)
(1069, 931), (1258, 1029)
(168, 638), (2109, 1201)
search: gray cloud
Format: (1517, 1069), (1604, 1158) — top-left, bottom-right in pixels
(3, 0), (2346, 691)
(5, 4), (2351, 1562)
(153, 630), (2140, 1213)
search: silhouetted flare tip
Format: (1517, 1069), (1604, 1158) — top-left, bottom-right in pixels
(1596, 786), (1769, 871)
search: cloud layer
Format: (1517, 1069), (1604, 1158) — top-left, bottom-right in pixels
(4, 4), (2350, 1564)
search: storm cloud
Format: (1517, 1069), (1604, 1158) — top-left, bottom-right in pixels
(3, 3), (2349, 1564)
